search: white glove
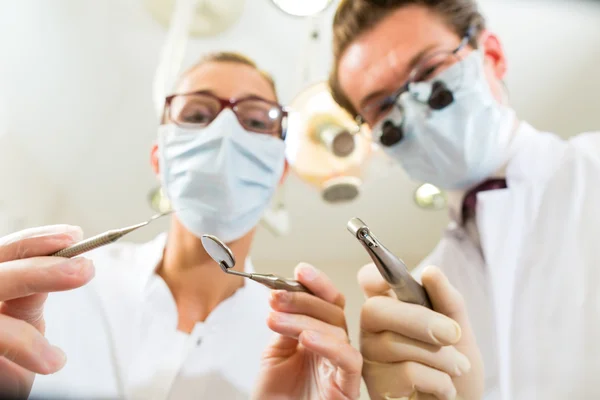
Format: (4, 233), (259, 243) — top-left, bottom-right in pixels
(358, 264), (484, 400)
(0, 225), (95, 399)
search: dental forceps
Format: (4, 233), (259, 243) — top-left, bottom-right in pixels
(51, 211), (173, 258)
(200, 234), (312, 294)
(347, 217), (432, 308)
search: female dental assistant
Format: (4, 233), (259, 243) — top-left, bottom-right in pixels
(30, 51), (361, 400)
(330, 0), (600, 399)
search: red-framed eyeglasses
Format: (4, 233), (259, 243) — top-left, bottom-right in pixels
(163, 91), (288, 139)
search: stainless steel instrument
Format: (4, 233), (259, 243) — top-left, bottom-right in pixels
(347, 217), (432, 308)
(51, 211), (172, 258)
(201, 234), (312, 294)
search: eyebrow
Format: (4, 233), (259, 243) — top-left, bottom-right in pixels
(359, 44), (439, 111)
(175, 89), (270, 101)
(235, 92), (273, 101)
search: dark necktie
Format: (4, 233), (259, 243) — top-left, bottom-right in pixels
(461, 178), (507, 224)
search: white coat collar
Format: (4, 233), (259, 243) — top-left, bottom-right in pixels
(447, 121), (559, 224)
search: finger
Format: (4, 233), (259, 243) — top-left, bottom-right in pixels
(0, 314), (66, 375)
(0, 224), (83, 246)
(0, 257), (94, 302)
(267, 311), (348, 342)
(0, 356), (35, 400)
(361, 296), (461, 346)
(413, 394), (440, 400)
(294, 263), (345, 308)
(269, 290), (346, 329)
(300, 331), (363, 398)
(0, 293), (48, 333)
(0, 226), (83, 263)
(361, 330), (470, 377)
(357, 263), (397, 298)
(261, 332), (299, 359)
(421, 266), (468, 326)
(363, 360), (456, 400)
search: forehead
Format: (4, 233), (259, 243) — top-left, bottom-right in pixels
(337, 5), (459, 111)
(175, 61), (277, 102)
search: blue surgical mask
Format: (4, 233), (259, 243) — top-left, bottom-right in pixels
(158, 110), (286, 242)
(375, 50), (516, 190)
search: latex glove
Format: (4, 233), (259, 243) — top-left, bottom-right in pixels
(0, 225), (95, 399)
(358, 264), (484, 400)
(252, 263), (362, 400)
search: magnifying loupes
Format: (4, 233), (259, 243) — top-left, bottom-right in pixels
(379, 80), (454, 147)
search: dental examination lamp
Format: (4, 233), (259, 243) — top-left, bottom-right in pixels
(285, 81), (372, 203)
(270, 0), (334, 17)
(144, 0), (245, 37)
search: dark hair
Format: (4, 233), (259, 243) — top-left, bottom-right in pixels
(329, 0), (486, 117)
(178, 51), (277, 98)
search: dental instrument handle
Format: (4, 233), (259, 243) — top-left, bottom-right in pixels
(50, 212), (172, 258)
(50, 229), (128, 258)
(250, 274), (313, 294)
(347, 217), (432, 309)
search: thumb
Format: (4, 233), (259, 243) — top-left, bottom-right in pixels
(421, 266), (468, 327)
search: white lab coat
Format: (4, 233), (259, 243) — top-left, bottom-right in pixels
(30, 233), (274, 400)
(413, 122), (600, 399)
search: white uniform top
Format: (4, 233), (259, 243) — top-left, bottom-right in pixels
(412, 122), (600, 399)
(30, 233), (274, 400)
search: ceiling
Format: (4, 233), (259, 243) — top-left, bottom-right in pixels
(0, 0), (599, 270)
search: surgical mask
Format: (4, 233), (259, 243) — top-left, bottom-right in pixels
(375, 50), (516, 190)
(157, 110), (286, 242)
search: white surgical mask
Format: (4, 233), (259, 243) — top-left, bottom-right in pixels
(375, 50), (515, 190)
(158, 110), (286, 242)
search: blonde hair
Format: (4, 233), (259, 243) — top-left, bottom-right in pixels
(178, 51), (277, 98)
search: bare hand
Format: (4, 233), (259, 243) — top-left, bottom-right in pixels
(0, 225), (95, 399)
(252, 263), (362, 400)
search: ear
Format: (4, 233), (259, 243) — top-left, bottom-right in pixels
(150, 143), (160, 176)
(480, 31), (507, 80)
(278, 160), (290, 185)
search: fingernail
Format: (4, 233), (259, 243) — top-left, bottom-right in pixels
(456, 352), (471, 375)
(60, 257), (91, 276)
(428, 317), (461, 345)
(444, 386), (458, 400)
(35, 337), (66, 372)
(303, 330), (320, 342)
(62, 226), (84, 242)
(43, 345), (67, 371)
(271, 312), (289, 323)
(299, 263), (318, 281)
(271, 290), (289, 304)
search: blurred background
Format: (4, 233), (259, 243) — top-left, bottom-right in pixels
(0, 0), (599, 397)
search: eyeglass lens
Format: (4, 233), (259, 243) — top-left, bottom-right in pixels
(169, 93), (284, 136)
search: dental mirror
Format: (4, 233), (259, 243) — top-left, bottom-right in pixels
(201, 233), (312, 293)
(201, 234), (236, 272)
